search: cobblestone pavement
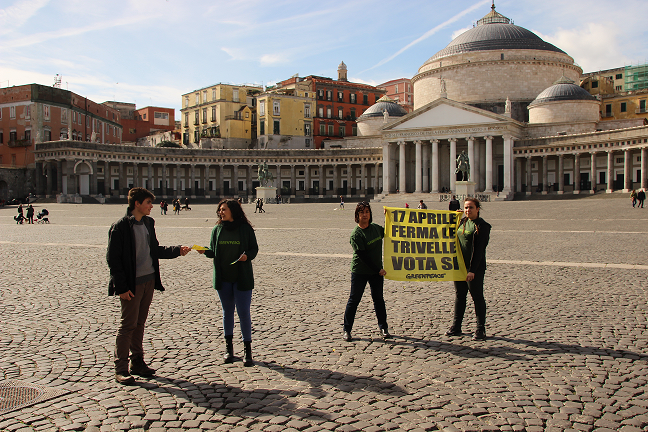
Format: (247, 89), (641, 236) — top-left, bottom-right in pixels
(1, 196), (648, 431)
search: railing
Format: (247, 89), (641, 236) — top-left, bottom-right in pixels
(8, 139), (31, 148)
(601, 112), (614, 118)
(635, 108), (647, 114)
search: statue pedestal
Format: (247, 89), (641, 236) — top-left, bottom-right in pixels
(256, 186), (277, 202)
(455, 181), (476, 198)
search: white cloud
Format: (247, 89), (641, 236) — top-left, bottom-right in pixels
(451, 25), (472, 41)
(0, 0), (50, 36)
(349, 76), (379, 86)
(536, 23), (631, 73)
(260, 53), (289, 66)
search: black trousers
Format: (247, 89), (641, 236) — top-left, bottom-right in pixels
(343, 272), (388, 332)
(452, 272), (486, 330)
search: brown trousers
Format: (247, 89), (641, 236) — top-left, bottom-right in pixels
(114, 279), (154, 372)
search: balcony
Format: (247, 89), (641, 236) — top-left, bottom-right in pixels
(8, 139), (31, 148)
(636, 108), (647, 114)
(601, 112), (614, 118)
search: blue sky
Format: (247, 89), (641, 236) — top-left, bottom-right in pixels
(1, 0), (647, 118)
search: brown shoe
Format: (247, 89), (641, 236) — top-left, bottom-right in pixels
(115, 371), (135, 385)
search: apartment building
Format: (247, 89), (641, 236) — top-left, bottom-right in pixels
(377, 78), (413, 112)
(256, 86), (315, 149)
(105, 102), (175, 144)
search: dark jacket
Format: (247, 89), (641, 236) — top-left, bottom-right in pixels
(205, 222), (258, 291)
(107, 209), (181, 296)
(459, 216), (491, 274)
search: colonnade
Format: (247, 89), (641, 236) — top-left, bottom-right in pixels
(383, 134), (515, 195)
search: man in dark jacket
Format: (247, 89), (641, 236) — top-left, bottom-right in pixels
(107, 187), (190, 385)
(638, 189), (646, 208)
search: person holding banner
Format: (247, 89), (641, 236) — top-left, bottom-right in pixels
(445, 197), (491, 341)
(343, 202), (390, 342)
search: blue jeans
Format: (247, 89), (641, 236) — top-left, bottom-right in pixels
(218, 281), (253, 342)
(343, 272), (388, 332)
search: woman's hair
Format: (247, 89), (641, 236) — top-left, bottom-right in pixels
(461, 197), (482, 232)
(217, 198), (252, 226)
(354, 201), (373, 224)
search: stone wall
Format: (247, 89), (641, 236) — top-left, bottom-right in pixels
(529, 100), (600, 124)
(0, 166), (34, 200)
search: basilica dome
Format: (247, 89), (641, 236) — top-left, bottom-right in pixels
(357, 96), (407, 136)
(528, 76), (600, 124)
(412, 4), (582, 120)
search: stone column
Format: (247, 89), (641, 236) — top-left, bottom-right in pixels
(642, 147), (648, 190)
(232, 164), (239, 195)
(276, 164), (282, 192)
(364, 164), (370, 194)
(431, 139), (439, 193)
(35, 162), (43, 196)
(148, 163), (153, 192)
(216, 164), (222, 196)
(503, 135), (514, 195)
(607, 151), (614, 193)
(573, 154), (580, 194)
(204, 165), (210, 197)
(176, 164), (182, 196)
(398, 140), (406, 193)
(624, 150), (631, 192)
(104, 161), (110, 196)
(190, 164), (196, 197)
(449, 138), (457, 193)
(558, 154), (564, 194)
(526, 156), (532, 195)
(485, 136), (493, 193)
(414, 140), (422, 193)
(133, 163), (139, 189)
(374, 162), (380, 193)
(473, 138), (480, 190)
(119, 162), (125, 197)
(57, 160), (63, 195)
(46, 162), (53, 197)
(542, 155), (548, 194)
(382, 144), (391, 194)
(590, 153), (596, 193)
(422, 141), (430, 193)
(346, 163), (352, 195)
(305, 165), (311, 195)
(515, 158), (522, 193)
(91, 160), (98, 195)
(467, 137), (475, 183)
(162, 164), (168, 196)
(319, 164), (325, 196)
(291, 165), (296, 196)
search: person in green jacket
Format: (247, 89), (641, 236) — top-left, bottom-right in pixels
(199, 199), (258, 366)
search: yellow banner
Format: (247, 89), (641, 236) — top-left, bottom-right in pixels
(383, 207), (467, 282)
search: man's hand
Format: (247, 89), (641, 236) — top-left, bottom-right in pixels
(180, 246), (191, 256)
(119, 290), (134, 301)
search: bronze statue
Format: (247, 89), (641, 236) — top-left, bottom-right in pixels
(455, 151), (470, 181)
(257, 162), (274, 186)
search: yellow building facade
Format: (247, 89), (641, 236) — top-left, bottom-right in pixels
(180, 83), (262, 148)
(257, 87), (315, 149)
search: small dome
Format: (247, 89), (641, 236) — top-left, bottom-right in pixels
(338, 61), (347, 70)
(422, 5), (564, 65)
(357, 95), (408, 120)
(529, 76), (596, 106)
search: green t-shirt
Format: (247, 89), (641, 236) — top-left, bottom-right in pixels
(457, 219), (475, 267)
(350, 223), (384, 274)
(218, 227), (241, 283)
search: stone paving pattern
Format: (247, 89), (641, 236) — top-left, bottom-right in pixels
(1, 196), (648, 431)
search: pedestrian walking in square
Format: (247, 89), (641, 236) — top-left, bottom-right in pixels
(107, 187), (190, 385)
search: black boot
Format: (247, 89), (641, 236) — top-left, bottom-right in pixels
(243, 341), (253, 367)
(224, 335), (241, 363)
(130, 356), (155, 377)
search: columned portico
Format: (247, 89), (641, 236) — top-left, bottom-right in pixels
(431, 139), (439, 193)
(573, 154), (580, 194)
(449, 138), (457, 193)
(398, 140), (406, 193)
(414, 140), (422, 193)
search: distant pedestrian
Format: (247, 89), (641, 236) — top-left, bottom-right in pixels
(258, 199), (265, 213)
(638, 189), (646, 208)
(417, 200), (427, 209)
(631, 190), (637, 208)
(448, 195), (460, 211)
(160, 201), (165, 215)
(445, 198), (491, 341)
(163, 200), (168, 215)
(107, 187), (190, 385)
(26, 204), (34, 224)
(343, 202), (390, 342)
(183, 197), (191, 210)
(340, 196), (344, 209)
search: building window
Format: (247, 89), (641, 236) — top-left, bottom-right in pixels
(233, 89), (239, 103)
(338, 91), (343, 102)
(62, 108), (68, 122)
(616, 73), (623, 80)
(621, 102), (627, 112)
(304, 123), (311, 136)
(352, 126), (357, 136)
(212, 89), (216, 101)
(327, 108), (331, 119)
(616, 85), (623, 91)
(318, 107), (323, 118)
(24, 130), (30, 142)
(194, 111), (199, 125)
(273, 101), (280, 115)
(259, 101), (265, 116)
(328, 124), (334, 136)
(10, 131), (17, 142)
(184, 112), (189, 125)
(363, 94), (368, 105)
(10, 106), (16, 119)
(260, 121), (265, 136)
(273, 120), (280, 135)
(640, 100), (646, 112)
(195, 93), (199, 104)
(185, 96), (189, 107)
(202, 108), (207, 123)
(44, 130), (51, 141)
(591, 80), (598, 89)
(0, 131), (3, 143)
(304, 104), (310, 118)
(25, 105), (30, 119)
(500, 53), (504, 60)
(395, 84), (398, 93)
(339, 125), (345, 137)
(350, 108), (356, 120)
(203, 91), (207, 103)
(350, 94), (356, 104)
(154, 112), (169, 119)
(327, 90), (332, 101)
(211, 107), (216, 121)
(320, 124), (325, 135)
(43, 105), (50, 121)
(318, 89), (324, 100)
(605, 104), (612, 116)
(338, 107), (343, 119)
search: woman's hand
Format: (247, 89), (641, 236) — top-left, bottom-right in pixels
(238, 253), (248, 262)
(197, 250), (205, 254)
(379, 269), (386, 276)
(466, 272), (475, 282)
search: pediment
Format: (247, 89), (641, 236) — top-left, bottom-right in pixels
(385, 98), (510, 131)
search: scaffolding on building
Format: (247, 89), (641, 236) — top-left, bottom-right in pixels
(624, 63), (648, 91)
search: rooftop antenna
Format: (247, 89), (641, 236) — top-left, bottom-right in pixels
(53, 74), (62, 88)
